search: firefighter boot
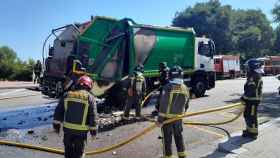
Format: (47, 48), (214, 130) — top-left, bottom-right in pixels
(242, 130), (257, 139)
(151, 110), (159, 116)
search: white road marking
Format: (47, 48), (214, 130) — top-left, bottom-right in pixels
(0, 89), (26, 96)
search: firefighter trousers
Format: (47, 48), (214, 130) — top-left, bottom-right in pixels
(244, 103), (259, 136)
(161, 120), (186, 158)
(34, 73), (40, 84)
(124, 96), (142, 118)
(155, 86), (164, 111)
(63, 133), (86, 158)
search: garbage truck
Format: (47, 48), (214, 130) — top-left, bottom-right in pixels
(41, 16), (216, 109)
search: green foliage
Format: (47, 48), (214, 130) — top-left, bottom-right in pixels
(173, 0), (233, 53)
(232, 9), (274, 58)
(272, 1), (280, 23)
(273, 26), (280, 52)
(172, 0), (275, 61)
(0, 46), (35, 81)
(0, 46), (17, 79)
(271, 1), (280, 56)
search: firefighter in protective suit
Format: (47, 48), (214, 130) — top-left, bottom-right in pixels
(152, 62), (170, 116)
(34, 60), (42, 84)
(241, 59), (263, 139)
(157, 65), (190, 158)
(123, 64), (146, 120)
(159, 62), (170, 86)
(53, 75), (97, 158)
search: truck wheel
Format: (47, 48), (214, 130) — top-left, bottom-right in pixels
(192, 78), (206, 97)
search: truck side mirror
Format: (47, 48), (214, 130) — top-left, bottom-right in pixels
(209, 40), (215, 59)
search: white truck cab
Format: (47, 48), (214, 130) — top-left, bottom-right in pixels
(188, 37), (215, 97)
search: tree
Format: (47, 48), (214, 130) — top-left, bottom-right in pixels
(0, 46), (35, 81)
(272, 1), (280, 55)
(231, 9), (274, 58)
(0, 46), (17, 79)
(10, 58), (35, 81)
(273, 26), (280, 53)
(172, 0), (233, 53)
(172, 0), (274, 61)
(272, 0), (280, 23)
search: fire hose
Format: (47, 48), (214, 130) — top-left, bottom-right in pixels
(0, 101), (244, 155)
(141, 90), (244, 126)
(142, 103), (244, 126)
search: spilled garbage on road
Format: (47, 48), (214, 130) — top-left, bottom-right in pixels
(0, 93), (158, 138)
(0, 103), (57, 131)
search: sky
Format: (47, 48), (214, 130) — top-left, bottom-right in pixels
(0, 0), (278, 61)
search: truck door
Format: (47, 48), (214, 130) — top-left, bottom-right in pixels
(196, 39), (215, 72)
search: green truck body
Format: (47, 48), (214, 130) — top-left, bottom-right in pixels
(41, 16), (216, 108)
(76, 17), (196, 81)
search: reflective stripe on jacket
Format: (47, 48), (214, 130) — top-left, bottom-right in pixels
(63, 90), (90, 131)
(53, 89), (97, 132)
(243, 73), (263, 102)
(128, 73), (146, 96)
(158, 82), (190, 122)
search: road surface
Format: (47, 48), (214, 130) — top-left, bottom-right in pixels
(0, 76), (279, 158)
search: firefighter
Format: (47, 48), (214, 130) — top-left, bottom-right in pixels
(34, 60), (42, 84)
(241, 59), (263, 139)
(53, 75), (97, 158)
(157, 65), (190, 158)
(159, 62), (170, 86)
(152, 62), (170, 116)
(123, 64), (146, 120)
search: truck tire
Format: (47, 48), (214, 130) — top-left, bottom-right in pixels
(192, 78), (206, 97)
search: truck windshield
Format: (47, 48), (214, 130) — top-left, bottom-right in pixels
(198, 42), (211, 57)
